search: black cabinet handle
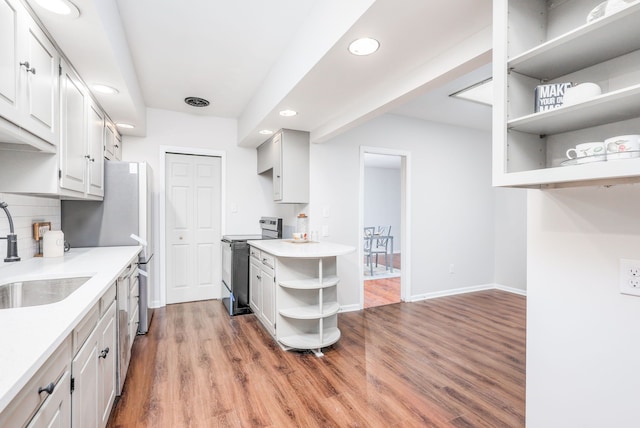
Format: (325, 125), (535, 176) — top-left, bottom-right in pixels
(99, 347), (110, 359)
(38, 382), (55, 395)
(20, 61), (36, 74)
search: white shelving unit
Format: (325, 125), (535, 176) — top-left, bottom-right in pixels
(276, 257), (341, 357)
(493, 0), (640, 188)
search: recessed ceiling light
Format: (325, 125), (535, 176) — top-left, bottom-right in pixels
(449, 78), (493, 106)
(259, 130), (273, 135)
(348, 37), (380, 56)
(116, 123), (135, 129)
(34, 0), (80, 18)
(92, 84), (119, 95)
(279, 109), (297, 117)
(184, 96), (210, 107)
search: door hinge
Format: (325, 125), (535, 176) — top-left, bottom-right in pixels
(58, 169), (62, 179)
(70, 377), (75, 393)
(59, 64), (62, 76)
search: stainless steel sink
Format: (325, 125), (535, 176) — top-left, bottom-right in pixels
(0, 277), (91, 309)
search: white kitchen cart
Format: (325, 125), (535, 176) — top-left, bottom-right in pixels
(277, 256), (341, 357)
(248, 240), (354, 357)
(493, 0), (640, 188)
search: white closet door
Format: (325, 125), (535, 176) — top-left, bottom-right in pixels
(165, 153), (222, 304)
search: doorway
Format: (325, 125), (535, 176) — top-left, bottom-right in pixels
(360, 147), (411, 309)
(162, 149), (224, 305)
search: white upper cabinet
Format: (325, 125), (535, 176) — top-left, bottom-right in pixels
(256, 129), (309, 203)
(104, 121), (122, 161)
(59, 59), (87, 193)
(0, 0), (59, 151)
(87, 101), (105, 197)
(493, 0), (640, 188)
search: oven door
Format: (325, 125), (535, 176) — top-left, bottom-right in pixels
(221, 240), (233, 315)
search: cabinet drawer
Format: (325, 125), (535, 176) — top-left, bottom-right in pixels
(249, 247), (261, 260)
(100, 283), (116, 316)
(73, 303), (99, 356)
(261, 253), (275, 269)
(0, 336), (71, 428)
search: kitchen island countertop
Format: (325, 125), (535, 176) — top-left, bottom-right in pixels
(0, 246), (141, 414)
(248, 239), (355, 258)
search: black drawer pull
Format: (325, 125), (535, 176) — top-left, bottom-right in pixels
(38, 382), (55, 395)
(99, 347), (110, 359)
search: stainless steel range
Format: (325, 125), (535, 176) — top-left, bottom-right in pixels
(221, 217), (282, 315)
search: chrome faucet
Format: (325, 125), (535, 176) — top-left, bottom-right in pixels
(0, 201), (20, 262)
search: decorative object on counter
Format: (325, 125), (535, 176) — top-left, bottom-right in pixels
(296, 213), (308, 240)
(587, 0), (638, 22)
(566, 142), (606, 164)
(32, 222), (52, 257)
(605, 135), (640, 160)
(561, 82), (602, 106)
(43, 230), (69, 258)
(0, 201), (20, 262)
(534, 82), (573, 112)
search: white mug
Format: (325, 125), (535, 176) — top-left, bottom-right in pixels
(566, 142), (606, 164)
(605, 135), (640, 160)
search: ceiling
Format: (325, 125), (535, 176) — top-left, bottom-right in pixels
(26, 0), (492, 147)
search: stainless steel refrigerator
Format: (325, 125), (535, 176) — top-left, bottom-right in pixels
(61, 161), (154, 334)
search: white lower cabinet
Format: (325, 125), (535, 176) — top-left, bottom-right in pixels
(72, 286), (117, 428)
(97, 302), (117, 428)
(249, 251), (276, 335)
(71, 322), (99, 428)
(0, 336), (71, 428)
(0, 283), (118, 428)
(27, 369), (71, 428)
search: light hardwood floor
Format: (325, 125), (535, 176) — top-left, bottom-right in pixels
(108, 289), (525, 427)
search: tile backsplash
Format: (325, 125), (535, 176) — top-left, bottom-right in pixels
(0, 193), (61, 262)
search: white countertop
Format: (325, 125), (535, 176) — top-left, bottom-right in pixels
(248, 239), (355, 258)
(0, 246), (141, 414)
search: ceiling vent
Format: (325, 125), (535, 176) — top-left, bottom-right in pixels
(184, 96), (210, 107)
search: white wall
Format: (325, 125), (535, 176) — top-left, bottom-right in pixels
(309, 113), (514, 306)
(0, 193), (60, 264)
(527, 184), (640, 427)
(494, 187), (527, 291)
(122, 108), (294, 306)
(364, 166), (401, 251)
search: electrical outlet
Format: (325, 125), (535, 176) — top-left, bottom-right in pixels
(620, 259), (640, 296)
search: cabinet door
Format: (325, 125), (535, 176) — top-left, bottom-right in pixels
(98, 301), (116, 428)
(59, 60), (86, 193)
(104, 123), (115, 160)
(249, 259), (261, 314)
(114, 133), (122, 160)
(87, 102), (105, 197)
(261, 268), (276, 334)
(23, 15), (59, 146)
(71, 329), (99, 428)
(128, 276), (139, 341)
(272, 133), (282, 201)
(0, 0), (20, 123)
(26, 370), (71, 428)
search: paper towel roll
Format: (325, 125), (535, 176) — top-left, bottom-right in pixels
(43, 231), (65, 258)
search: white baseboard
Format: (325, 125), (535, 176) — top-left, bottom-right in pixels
(494, 283), (527, 296)
(408, 283), (526, 302)
(339, 304), (361, 313)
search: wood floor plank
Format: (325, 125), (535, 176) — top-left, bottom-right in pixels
(108, 289), (525, 427)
